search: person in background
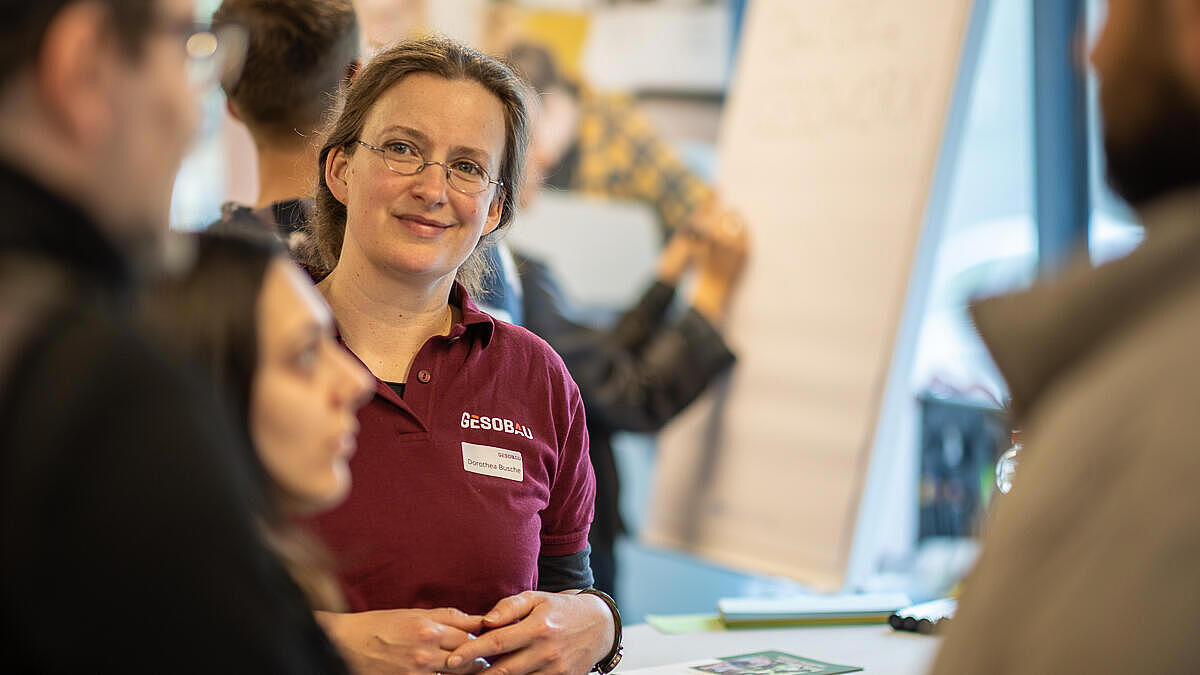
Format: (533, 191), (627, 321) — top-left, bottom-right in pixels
(139, 231), (373, 621)
(210, 0), (360, 247)
(931, 0), (1200, 672)
(0, 0), (347, 670)
(300, 37), (620, 675)
(514, 199), (748, 596)
(506, 39), (751, 596)
(506, 40), (714, 238)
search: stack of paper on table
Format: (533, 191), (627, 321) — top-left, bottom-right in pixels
(717, 593), (912, 627)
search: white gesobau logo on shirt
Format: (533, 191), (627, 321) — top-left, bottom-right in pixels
(459, 411), (534, 439)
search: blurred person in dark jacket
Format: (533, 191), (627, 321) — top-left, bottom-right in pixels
(507, 40), (713, 239)
(0, 0), (353, 670)
(932, 1), (1200, 672)
(506, 41), (750, 595)
(515, 201), (747, 596)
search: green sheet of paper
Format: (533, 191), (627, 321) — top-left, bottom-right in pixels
(690, 650), (862, 675)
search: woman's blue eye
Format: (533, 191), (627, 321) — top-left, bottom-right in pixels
(452, 160), (483, 176)
(386, 142), (415, 156)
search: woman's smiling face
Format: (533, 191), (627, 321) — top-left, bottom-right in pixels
(325, 73), (507, 285)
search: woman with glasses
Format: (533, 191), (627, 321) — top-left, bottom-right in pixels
(299, 37), (620, 675)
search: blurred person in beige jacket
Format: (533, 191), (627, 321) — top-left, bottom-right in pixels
(931, 1), (1200, 672)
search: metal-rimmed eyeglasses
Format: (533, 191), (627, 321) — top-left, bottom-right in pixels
(353, 140), (503, 195)
(154, 17), (248, 92)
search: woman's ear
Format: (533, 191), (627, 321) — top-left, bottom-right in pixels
(326, 145), (350, 206)
(482, 187), (505, 236)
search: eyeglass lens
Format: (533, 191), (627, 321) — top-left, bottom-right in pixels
(187, 24), (248, 92)
(381, 148), (491, 194)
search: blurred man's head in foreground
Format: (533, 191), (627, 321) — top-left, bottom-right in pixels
(0, 0), (220, 258)
(1092, 0), (1200, 207)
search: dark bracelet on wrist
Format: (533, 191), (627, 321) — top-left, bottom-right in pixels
(577, 588), (623, 674)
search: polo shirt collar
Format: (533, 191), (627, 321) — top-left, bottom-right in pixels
(450, 281), (497, 347)
(331, 279), (499, 383)
(332, 281), (498, 413)
(329, 281), (497, 347)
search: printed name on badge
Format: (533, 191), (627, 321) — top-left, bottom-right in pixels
(461, 442), (524, 482)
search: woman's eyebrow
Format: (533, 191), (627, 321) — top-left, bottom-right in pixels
(377, 125), (431, 145)
(449, 145), (493, 167)
(377, 125), (493, 166)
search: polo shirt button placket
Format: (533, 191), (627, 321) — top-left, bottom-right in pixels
(417, 369), (432, 384)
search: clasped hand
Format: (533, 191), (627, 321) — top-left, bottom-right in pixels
(444, 590), (614, 675)
(319, 591), (612, 675)
(316, 607), (489, 675)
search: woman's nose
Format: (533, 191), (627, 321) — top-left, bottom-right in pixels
(409, 161), (451, 203)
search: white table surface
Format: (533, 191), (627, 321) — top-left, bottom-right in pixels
(616, 622), (939, 674)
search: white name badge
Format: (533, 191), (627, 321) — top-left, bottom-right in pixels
(461, 442), (524, 482)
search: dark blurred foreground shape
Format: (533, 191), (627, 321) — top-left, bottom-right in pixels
(0, 1), (344, 670)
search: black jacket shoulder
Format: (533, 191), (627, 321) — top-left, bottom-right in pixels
(0, 268), (345, 674)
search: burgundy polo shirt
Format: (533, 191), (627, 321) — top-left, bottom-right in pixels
(303, 285), (594, 616)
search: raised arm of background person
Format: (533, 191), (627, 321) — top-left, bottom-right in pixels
(0, 311), (343, 673)
(514, 233), (737, 434)
(687, 208), (749, 325)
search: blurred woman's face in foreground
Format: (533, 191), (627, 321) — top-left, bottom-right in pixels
(251, 259), (373, 512)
